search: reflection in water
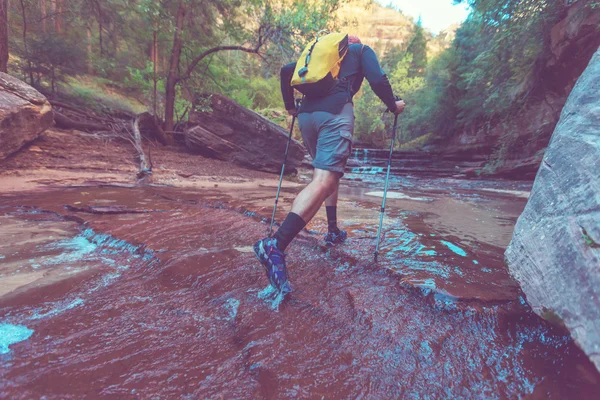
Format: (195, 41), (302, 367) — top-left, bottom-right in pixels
(440, 240), (468, 257)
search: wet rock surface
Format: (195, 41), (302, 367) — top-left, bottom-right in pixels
(1, 122), (599, 397)
(0, 73), (53, 160)
(1, 184), (599, 398)
(506, 47), (600, 372)
(185, 94), (305, 173)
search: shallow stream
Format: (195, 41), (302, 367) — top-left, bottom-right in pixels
(1, 176), (598, 398)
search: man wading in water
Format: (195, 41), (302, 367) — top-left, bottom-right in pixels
(254, 34), (405, 293)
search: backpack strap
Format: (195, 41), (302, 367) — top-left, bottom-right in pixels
(298, 39), (318, 80)
(298, 31), (330, 80)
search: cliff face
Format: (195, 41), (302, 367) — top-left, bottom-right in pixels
(336, 0), (453, 56)
(438, 2), (600, 180)
(505, 47), (600, 372)
(337, 0), (414, 49)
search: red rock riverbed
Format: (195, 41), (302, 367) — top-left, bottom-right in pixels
(1, 183), (599, 399)
(1, 130), (599, 398)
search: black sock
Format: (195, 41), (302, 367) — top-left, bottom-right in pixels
(274, 212), (306, 251)
(326, 206), (340, 234)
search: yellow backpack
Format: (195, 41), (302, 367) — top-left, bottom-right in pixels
(291, 31), (349, 97)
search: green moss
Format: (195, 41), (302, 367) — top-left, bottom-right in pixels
(581, 227), (600, 249)
(540, 308), (567, 329)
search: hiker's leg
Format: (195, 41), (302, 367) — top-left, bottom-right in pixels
(271, 104), (351, 251)
(325, 186), (339, 207)
(325, 186), (340, 233)
(274, 168), (340, 251)
(310, 103), (353, 237)
(292, 168), (340, 221)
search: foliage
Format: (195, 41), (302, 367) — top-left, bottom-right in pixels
(404, 18), (428, 77)
(395, 0), (594, 160)
(437, 0), (570, 130)
(354, 53), (426, 147)
(4, 0), (441, 148)
(24, 36), (85, 93)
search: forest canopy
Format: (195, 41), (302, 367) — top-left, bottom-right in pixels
(2, 0), (598, 151)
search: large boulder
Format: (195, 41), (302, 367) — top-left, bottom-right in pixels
(0, 73), (53, 160)
(185, 94), (305, 173)
(505, 47), (600, 371)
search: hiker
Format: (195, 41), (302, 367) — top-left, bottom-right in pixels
(254, 33), (405, 293)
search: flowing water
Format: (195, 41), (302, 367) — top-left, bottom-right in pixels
(1, 174), (599, 398)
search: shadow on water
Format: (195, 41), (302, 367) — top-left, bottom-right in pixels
(0, 184), (598, 398)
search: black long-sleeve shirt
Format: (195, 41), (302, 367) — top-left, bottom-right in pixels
(280, 43), (398, 114)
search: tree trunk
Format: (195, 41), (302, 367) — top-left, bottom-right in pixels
(164, 1), (186, 136)
(153, 30), (158, 115)
(19, 0), (34, 85)
(87, 23), (93, 74)
(55, 0), (63, 33)
(110, 21), (118, 55)
(0, 0), (8, 73)
(148, 36), (154, 64)
(40, 0), (47, 33)
(95, 1), (103, 55)
(50, 0), (56, 31)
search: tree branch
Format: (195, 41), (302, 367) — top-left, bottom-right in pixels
(181, 44), (263, 81)
(180, 24), (274, 81)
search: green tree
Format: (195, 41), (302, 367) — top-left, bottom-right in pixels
(162, 0), (344, 136)
(26, 35), (85, 93)
(401, 0), (586, 153)
(354, 54), (426, 146)
(405, 17), (427, 77)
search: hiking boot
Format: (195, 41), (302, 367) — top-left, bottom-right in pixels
(253, 238), (291, 293)
(323, 229), (347, 247)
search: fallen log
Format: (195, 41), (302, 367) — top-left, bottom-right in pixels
(185, 94), (305, 174)
(54, 111), (109, 132)
(50, 100), (116, 124)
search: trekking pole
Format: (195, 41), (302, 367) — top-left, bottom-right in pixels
(374, 110), (401, 263)
(268, 98), (302, 237)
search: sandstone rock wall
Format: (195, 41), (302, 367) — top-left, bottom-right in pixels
(0, 73), (53, 160)
(436, 1), (600, 179)
(505, 47), (600, 372)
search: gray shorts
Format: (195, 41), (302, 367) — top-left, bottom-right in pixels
(298, 103), (354, 174)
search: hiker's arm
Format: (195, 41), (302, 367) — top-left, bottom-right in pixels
(361, 46), (399, 112)
(280, 62), (297, 112)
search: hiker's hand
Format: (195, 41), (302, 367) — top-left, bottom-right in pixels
(287, 108), (297, 116)
(393, 100), (406, 115)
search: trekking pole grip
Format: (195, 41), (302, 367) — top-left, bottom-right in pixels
(387, 95), (402, 113)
